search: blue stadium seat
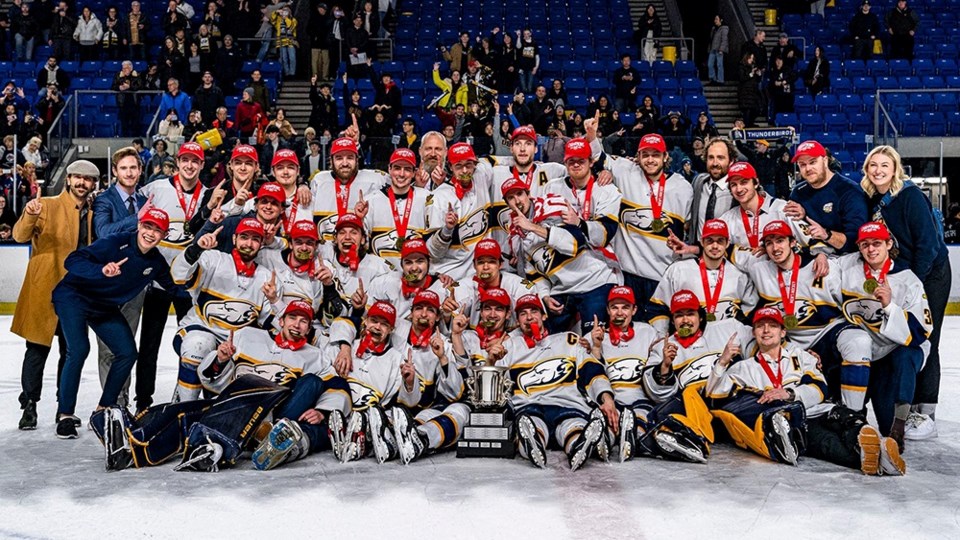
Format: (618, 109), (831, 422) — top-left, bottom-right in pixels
(921, 76), (946, 88)
(815, 132), (842, 150)
(909, 92), (936, 112)
(948, 111), (960, 135)
(843, 60), (866, 78)
(799, 113), (824, 132)
(852, 77), (875, 93)
(225, 96), (240, 110)
(661, 94), (683, 112)
(675, 60), (697, 78)
(586, 78), (609, 93)
(680, 77), (702, 94)
(684, 94), (708, 114)
(775, 113), (799, 128)
(832, 78), (853, 93)
(838, 93), (863, 112)
(824, 112), (848, 132)
(845, 132), (869, 154)
(899, 76), (921, 89)
(381, 61), (404, 77)
(567, 93), (587, 108)
(795, 94), (815, 113)
(562, 60), (583, 78)
(565, 77), (586, 91)
(652, 61), (674, 78)
(913, 58), (936, 77)
(884, 92), (910, 113)
(866, 59), (888, 77)
(888, 59), (912, 77)
(935, 58), (958, 76)
(899, 112), (922, 136)
(657, 77), (679, 92)
(933, 92), (958, 112)
(923, 112), (947, 136)
(876, 76), (900, 90)
(583, 61), (606, 79)
(815, 94), (840, 114)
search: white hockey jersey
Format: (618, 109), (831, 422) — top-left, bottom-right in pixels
(452, 327), (508, 368)
(366, 274), (450, 323)
(256, 248), (325, 317)
(496, 330), (613, 414)
(428, 177), (494, 281)
(391, 321), (465, 410)
(310, 170), (389, 241)
(362, 185), (440, 269)
(489, 162), (567, 251)
(597, 322), (662, 408)
(649, 258), (757, 335)
(140, 177), (208, 264)
(449, 273), (539, 330)
(344, 342), (404, 411)
(718, 196), (813, 250)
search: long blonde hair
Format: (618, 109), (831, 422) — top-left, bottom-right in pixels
(860, 145), (908, 198)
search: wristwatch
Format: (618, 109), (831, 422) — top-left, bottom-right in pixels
(785, 387), (796, 401)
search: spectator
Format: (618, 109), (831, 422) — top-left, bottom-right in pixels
(811, 0), (826, 16)
(0, 104), (21, 139)
(194, 24), (218, 72)
(943, 203), (960, 245)
(495, 32), (518, 95)
(73, 6), (103, 62)
(271, 4), (297, 77)
(259, 124), (286, 170)
(689, 137), (706, 172)
(1, 80), (31, 114)
(0, 136), (16, 177)
(587, 95), (615, 136)
(738, 52), (762, 127)
(203, 2), (223, 40)
(396, 117), (421, 155)
(182, 109), (207, 142)
(126, 1), (149, 60)
(12, 2), (40, 61)
(736, 139), (790, 197)
(185, 41), (203, 90)
(112, 61), (143, 137)
(691, 111), (718, 141)
(363, 110), (393, 168)
(613, 54), (639, 112)
(145, 138), (170, 179)
(707, 15), (728, 85)
(850, 1), (879, 61)
(310, 3), (333, 80)
(162, 0), (189, 38)
(442, 32), (473, 73)
(158, 36), (187, 84)
(633, 94), (659, 135)
(214, 34), (243, 86)
(101, 6), (127, 60)
(679, 157), (696, 182)
(529, 86), (555, 135)
(473, 35), (497, 69)
(211, 106), (237, 140)
(193, 71), (224, 120)
(768, 56), (798, 117)
(886, 0), (919, 61)
(0, 196), (15, 226)
(308, 76), (338, 135)
(49, 2), (77, 61)
(770, 33), (799, 71)
(431, 102), (466, 140)
(328, 4), (347, 70)
(803, 45), (830, 96)
(342, 12), (370, 78)
(565, 111), (584, 137)
(248, 69), (271, 114)
(302, 138), (323, 179)
(236, 87), (267, 140)
(741, 29), (768, 74)
(270, 107), (297, 142)
(546, 78), (568, 109)
(19, 111), (41, 143)
(659, 110), (690, 151)
(159, 78), (192, 123)
(176, 0), (196, 19)
(36, 56), (70, 96)
(142, 63), (162, 91)
(368, 60), (402, 121)
(515, 28), (539, 94)
(634, 4), (662, 64)
(341, 75), (365, 129)
(158, 108), (185, 145)
(35, 84), (65, 138)
(16, 162), (41, 207)
(358, 1), (380, 50)
(132, 137), (152, 167)
(0, 223), (11, 241)
(542, 124), (570, 163)
(431, 63), (467, 109)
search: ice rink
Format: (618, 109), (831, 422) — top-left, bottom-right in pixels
(2, 314), (959, 540)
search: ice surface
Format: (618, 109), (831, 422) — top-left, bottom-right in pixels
(1, 315), (959, 540)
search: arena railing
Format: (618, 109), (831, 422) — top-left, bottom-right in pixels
(70, 89), (165, 140)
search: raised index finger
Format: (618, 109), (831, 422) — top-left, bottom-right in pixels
(116, 257), (129, 266)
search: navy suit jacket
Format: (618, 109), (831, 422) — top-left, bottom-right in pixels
(93, 186), (148, 240)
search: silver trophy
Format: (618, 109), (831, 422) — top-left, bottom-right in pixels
(457, 365), (516, 458)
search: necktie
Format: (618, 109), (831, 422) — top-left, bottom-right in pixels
(126, 196), (136, 216)
(705, 182), (718, 223)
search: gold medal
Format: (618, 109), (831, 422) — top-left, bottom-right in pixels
(396, 237), (405, 251)
(651, 218), (665, 233)
(676, 327), (695, 338)
(863, 278), (879, 294)
(706, 313), (717, 322)
(784, 315), (799, 329)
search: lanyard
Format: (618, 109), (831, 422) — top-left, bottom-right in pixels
(576, 176), (595, 221)
(175, 176), (201, 220)
(740, 195), (765, 248)
(757, 351), (783, 389)
(864, 258), (892, 283)
(335, 177), (354, 217)
(699, 259), (725, 316)
(647, 173), (667, 220)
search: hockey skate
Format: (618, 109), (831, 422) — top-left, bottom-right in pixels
(590, 409), (610, 463)
(568, 416), (605, 471)
(654, 429), (708, 464)
(857, 424), (882, 476)
(252, 419), (310, 471)
(102, 407), (133, 471)
(517, 415), (547, 469)
(340, 411), (368, 463)
(618, 408), (636, 463)
(328, 409), (347, 462)
(769, 411), (799, 466)
(392, 407), (427, 465)
(879, 436), (906, 476)
(367, 406), (398, 464)
(175, 437), (224, 472)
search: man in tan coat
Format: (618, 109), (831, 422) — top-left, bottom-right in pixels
(13, 160), (98, 431)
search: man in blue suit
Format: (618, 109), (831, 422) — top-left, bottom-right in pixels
(92, 147), (149, 410)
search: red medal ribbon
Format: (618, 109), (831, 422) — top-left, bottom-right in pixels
(576, 176), (595, 221)
(280, 193), (299, 235)
(864, 258), (892, 284)
(453, 179), (472, 200)
(740, 195), (765, 248)
(478, 326), (504, 349)
(512, 164), (536, 190)
(609, 324), (635, 346)
(389, 188), (414, 244)
(409, 326), (433, 347)
(287, 252), (313, 275)
(675, 329), (703, 349)
(274, 332), (307, 351)
(175, 175), (202, 221)
(757, 351), (784, 389)
(777, 255), (801, 319)
(699, 259), (725, 317)
(231, 249), (257, 277)
(337, 244), (359, 271)
(647, 173), (667, 220)
(335, 176), (355, 217)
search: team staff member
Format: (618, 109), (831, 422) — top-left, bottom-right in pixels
(687, 138), (738, 244)
(13, 160), (98, 431)
(53, 209), (176, 439)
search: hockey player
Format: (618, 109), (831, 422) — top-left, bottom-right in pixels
(838, 222), (932, 448)
(364, 238), (449, 321)
(171, 217), (275, 401)
(370, 290), (470, 465)
(325, 212), (392, 320)
(429, 142), (495, 281)
(52, 209), (176, 439)
(588, 132), (694, 319)
(333, 301), (405, 463)
(194, 182), (287, 255)
(650, 219), (757, 335)
(451, 287), (512, 367)
(590, 287), (714, 463)
(733, 220), (874, 412)
(497, 294), (619, 471)
(310, 137), (388, 242)
(706, 307), (905, 475)
(222, 148), (313, 238)
(190, 144), (262, 232)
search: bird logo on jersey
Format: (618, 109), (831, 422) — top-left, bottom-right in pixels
(162, 221), (193, 247)
(313, 213), (340, 240)
(371, 229), (402, 256)
(201, 299), (260, 329)
(677, 352), (722, 388)
(715, 300), (741, 320)
(842, 297), (885, 330)
(763, 299), (817, 326)
(348, 379), (382, 410)
(527, 244), (557, 275)
(606, 357), (646, 386)
(457, 208), (489, 246)
(235, 360), (300, 386)
(620, 205), (676, 236)
(516, 357), (575, 394)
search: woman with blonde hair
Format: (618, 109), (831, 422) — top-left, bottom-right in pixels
(860, 144), (950, 442)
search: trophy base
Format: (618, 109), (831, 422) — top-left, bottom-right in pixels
(456, 416), (515, 458)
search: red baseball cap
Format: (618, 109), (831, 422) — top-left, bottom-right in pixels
(413, 289), (441, 310)
(479, 287), (511, 308)
(448, 142), (478, 165)
(331, 137), (359, 155)
(857, 221), (892, 243)
(753, 306), (784, 326)
(236, 217), (265, 239)
(608, 285), (636, 306)
(367, 300), (397, 326)
(563, 138), (591, 162)
(178, 142), (205, 162)
(231, 144), (258, 162)
(792, 140), (827, 163)
(140, 208), (170, 231)
(256, 182), (285, 204)
(334, 212), (364, 232)
(500, 177), (528, 198)
(637, 133), (666, 153)
(701, 219), (730, 239)
(389, 148), (417, 167)
(400, 237), (429, 259)
(515, 293), (544, 314)
(271, 148), (299, 168)
(670, 290), (701, 313)
(511, 126), (538, 143)
(727, 161), (758, 180)
(289, 220), (319, 241)
(474, 238), (502, 261)
(283, 300), (314, 320)
(761, 220), (793, 242)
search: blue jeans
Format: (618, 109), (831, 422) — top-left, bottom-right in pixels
(518, 70), (535, 94)
(280, 46), (296, 76)
(869, 346), (923, 436)
(915, 256), (950, 404)
(708, 51), (724, 83)
(55, 292), (139, 416)
(545, 283), (615, 334)
(256, 39), (272, 62)
(275, 374), (346, 452)
(15, 34), (35, 62)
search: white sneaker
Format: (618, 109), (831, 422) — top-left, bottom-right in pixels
(903, 413), (938, 441)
